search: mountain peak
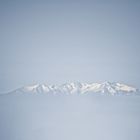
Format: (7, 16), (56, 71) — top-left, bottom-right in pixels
(13, 81), (139, 96)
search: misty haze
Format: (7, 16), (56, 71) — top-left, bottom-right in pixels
(1, 0), (140, 140)
(0, 91), (140, 140)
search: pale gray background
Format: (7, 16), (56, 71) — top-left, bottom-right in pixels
(1, 0), (140, 93)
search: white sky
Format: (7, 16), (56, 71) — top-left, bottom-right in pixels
(1, 0), (140, 93)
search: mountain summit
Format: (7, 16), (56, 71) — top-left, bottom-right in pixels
(14, 82), (139, 96)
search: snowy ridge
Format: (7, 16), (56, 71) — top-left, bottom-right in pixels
(15, 81), (140, 96)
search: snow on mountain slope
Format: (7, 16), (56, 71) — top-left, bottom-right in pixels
(14, 81), (139, 96)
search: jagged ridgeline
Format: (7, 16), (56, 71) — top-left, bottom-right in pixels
(9, 82), (140, 96)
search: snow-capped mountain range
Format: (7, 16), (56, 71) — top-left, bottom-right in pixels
(13, 82), (140, 96)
